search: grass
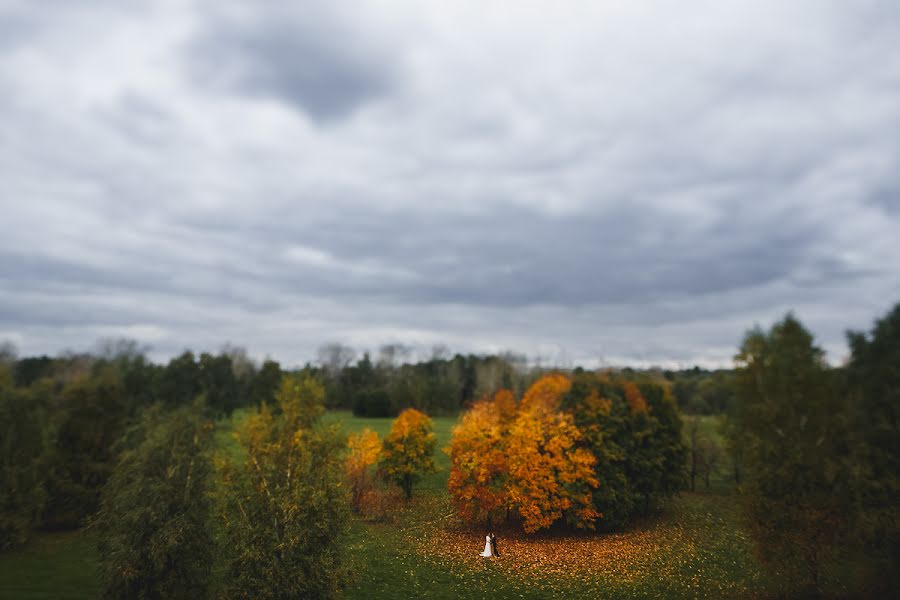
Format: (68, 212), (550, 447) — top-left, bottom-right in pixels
(0, 529), (99, 600)
(0, 409), (781, 600)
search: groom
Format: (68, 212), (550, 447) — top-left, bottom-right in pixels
(490, 532), (500, 557)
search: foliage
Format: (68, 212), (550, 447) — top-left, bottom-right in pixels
(345, 428), (381, 513)
(732, 313), (852, 593)
(0, 376), (49, 550)
(217, 374), (349, 600)
(378, 408), (438, 499)
(562, 372), (688, 530)
(845, 302), (900, 584)
(42, 372), (129, 530)
(446, 391), (515, 525)
(507, 376), (599, 532)
(449, 376), (600, 533)
(95, 401), (214, 600)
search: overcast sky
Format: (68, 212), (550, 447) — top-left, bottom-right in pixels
(1, 0), (899, 368)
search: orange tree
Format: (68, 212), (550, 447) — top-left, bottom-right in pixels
(448, 374), (599, 533)
(378, 408), (437, 499)
(446, 390), (516, 524)
(345, 428), (381, 512)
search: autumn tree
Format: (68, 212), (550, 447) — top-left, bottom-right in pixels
(378, 408), (437, 499)
(217, 374), (348, 599)
(448, 375), (599, 533)
(506, 375), (599, 532)
(447, 390), (516, 525)
(345, 428), (381, 513)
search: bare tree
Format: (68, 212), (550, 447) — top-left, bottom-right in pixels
(317, 343), (356, 379)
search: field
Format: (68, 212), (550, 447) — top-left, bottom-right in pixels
(0, 412), (779, 600)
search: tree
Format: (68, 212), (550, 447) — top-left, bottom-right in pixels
(733, 314), (851, 593)
(378, 408), (437, 499)
(447, 390), (515, 525)
(42, 372), (128, 529)
(506, 375), (599, 533)
(345, 428), (381, 513)
(448, 376), (600, 533)
(846, 302), (900, 580)
(95, 402), (214, 600)
(217, 374), (348, 599)
(0, 378), (48, 549)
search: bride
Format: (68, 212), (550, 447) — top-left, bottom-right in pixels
(479, 534), (493, 557)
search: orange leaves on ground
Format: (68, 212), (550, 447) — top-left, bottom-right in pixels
(448, 374), (600, 533)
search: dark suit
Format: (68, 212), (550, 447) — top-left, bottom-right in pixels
(490, 534), (500, 557)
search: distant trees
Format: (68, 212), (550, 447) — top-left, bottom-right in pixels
(217, 374), (348, 599)
(378, 408), (437, 499)
(315, 347), (531, 417)
(95, 401), (214, 600)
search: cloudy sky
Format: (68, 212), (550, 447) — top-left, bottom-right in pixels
(1, 0), (899, 368)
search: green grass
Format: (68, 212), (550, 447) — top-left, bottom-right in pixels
(0, 409), (780, 599)
(0, 530), (99, 600)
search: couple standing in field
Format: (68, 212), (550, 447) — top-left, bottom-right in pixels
(479, 532), (501, 558)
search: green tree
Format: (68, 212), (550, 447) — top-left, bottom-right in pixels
(95, 402), (214, 600)
(0, 375), (49, 549)
(217, 374), (348, 599)
(42, 372), (128, 529)
(733, 314), (851, 593)
(378, 408), (437, 499)
(846, 303), (900, 580)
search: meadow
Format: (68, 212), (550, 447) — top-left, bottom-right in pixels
(0, 412), (776, 600)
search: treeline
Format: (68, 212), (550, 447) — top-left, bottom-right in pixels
(0, 343), (284, 546)
(317, 345), (531, 417)
(726, 304), (900, 595)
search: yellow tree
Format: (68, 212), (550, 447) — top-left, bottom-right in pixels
(448, 375), (600, 533)
(507, 374), (599, 532)
(378, 408), (437, 499)
(447, 390), (517, 524)
(345, 429), (381, 512)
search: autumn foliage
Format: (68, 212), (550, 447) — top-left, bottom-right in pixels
(378, 408), (438, 499)
(449, 372), (687, 533)
(345, 428), (381, 513)
(448, 374), (600, 533)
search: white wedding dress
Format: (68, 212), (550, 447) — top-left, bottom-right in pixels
(479, 535), (493, 557)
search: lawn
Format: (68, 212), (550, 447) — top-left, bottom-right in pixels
(0, 409), (778, 600)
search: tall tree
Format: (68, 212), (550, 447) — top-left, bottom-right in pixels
(733, 314), (851, 593)
(218, 374), (348, 599)
(96, 402), (214, 600)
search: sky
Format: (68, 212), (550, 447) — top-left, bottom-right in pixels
(1, 0), (899, 369)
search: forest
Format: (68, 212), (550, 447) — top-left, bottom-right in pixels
(0, 304), (898, 598)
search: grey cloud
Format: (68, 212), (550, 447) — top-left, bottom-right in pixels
(2, 0), (900, 366)
(188, 4), (398, 122)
